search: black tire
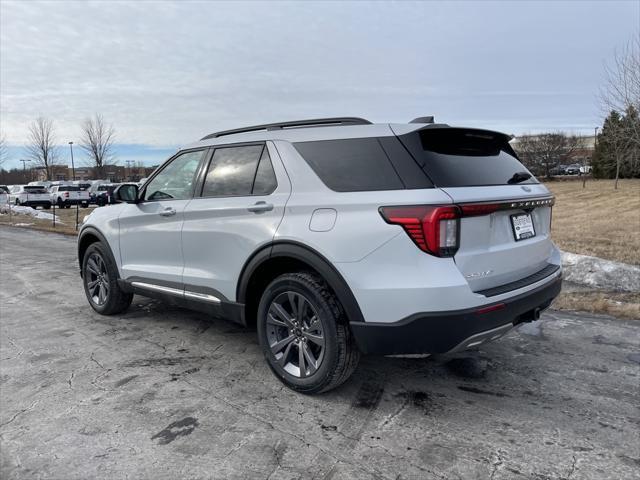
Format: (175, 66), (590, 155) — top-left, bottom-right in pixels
(15, 199), (19, 206)
(257, 272), (360, 394)
(57, 198), (64, 208)
(31, 205), (37, 209)
(82, 242), (133, 315)
(44, 204), (51, 210)
(81, 203), (88, 208)
(65, 204), (71, 209)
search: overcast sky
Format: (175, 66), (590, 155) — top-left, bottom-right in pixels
(1, 0), (638, 169)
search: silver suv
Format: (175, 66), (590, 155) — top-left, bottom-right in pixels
(78, 117), (562, 393)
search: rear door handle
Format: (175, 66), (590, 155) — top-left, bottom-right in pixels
(159, 207), (177, 217)
(247, 201), (274, 213)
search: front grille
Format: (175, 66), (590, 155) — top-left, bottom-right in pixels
(477, 263), (560, 297)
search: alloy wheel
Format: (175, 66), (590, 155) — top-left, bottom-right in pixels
(85, 253), (110, 306)
(266, 291), (326, 378)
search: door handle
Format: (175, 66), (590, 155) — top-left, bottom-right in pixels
(247, 201), (274, 213)
(159, 207), (177, 217)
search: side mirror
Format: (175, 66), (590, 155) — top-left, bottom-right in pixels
(113, 184), (139, 203)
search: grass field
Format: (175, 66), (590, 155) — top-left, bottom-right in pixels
(546, 178), (640, 265)
(0, 205), (86, 236)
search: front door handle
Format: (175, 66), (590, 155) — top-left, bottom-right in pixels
(159, 207), (177, 217)
(247, 201), (274, 213)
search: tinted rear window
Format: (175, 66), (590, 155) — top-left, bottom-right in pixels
(24, 186), (47, 193)
(59, 186), (80, 191)
(294, 138), (420, 192)
(202, 145), (264, 197)
(398, 128), (538, 187)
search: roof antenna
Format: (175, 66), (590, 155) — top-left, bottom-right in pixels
(409, 116), (435, 124)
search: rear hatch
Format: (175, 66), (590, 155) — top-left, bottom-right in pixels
(394, 126), (557, 293)
(24, 186), (50, 201)
(59, 186), (89, 200)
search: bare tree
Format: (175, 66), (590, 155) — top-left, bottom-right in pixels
(600, 35), (640, 148)
(80, 114), (116, 178)
(513, 133), (581, 179)
(26, 117), (59, 180)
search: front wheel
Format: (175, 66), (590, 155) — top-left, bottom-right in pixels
(257, 272), (360, 394)
(82, 242), (133, 315)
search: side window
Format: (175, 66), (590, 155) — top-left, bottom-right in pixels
(144, 150), (204, 201)
(202, 145), (264, 197)
(252, 147), (277, 195)
(293, 138), (405, 192)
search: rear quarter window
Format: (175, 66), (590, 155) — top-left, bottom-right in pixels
(293, 138), (410, 192)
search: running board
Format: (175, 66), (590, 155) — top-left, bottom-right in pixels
(130, 281), (221, 304)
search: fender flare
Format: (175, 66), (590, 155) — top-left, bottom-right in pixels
(236, 241), (365, 324)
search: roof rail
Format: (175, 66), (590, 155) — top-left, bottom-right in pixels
(200, 117), (372, 140)
(410, 116), (435, 124)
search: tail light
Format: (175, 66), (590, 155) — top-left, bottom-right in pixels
(379, 205), (460, 257)
(64, 192), (69, 198)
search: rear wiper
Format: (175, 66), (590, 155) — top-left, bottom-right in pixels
(507, 171), (532, 184)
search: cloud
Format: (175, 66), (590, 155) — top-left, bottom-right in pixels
(1, 0), (638, 168)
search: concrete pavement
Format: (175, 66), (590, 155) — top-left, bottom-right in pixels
(1, 227), (638, 479)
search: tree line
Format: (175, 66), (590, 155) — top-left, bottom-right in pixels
(515, 37), (640, 187)
(0, 113), (116, 181)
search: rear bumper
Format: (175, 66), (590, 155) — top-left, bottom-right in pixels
(349, 273), (562, 355)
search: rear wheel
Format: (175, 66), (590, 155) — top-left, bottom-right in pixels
(257, 272), (360, 394)
(82, 242), (133, 315)
(44, 204), (51, 210)
(57, 198), (64, 208)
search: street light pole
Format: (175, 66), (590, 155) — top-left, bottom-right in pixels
(19, 159), (31, 182)
(68, 141), (76, 181)
(125, 160), (134, 181)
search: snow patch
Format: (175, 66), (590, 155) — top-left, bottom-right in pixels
(0, 204), (61, 222)
(561, 251), (640, 293)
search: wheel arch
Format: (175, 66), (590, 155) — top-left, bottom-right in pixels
(77, 227), (119, 279)
(237, 241), (365, 328)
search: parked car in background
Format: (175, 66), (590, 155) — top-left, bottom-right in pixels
(28, 181), (53, 189)
(564, 164), (581, 175)
(93, 184), (120, 206)
(50, 185), (90, 208)
(0, 185), (9, 205)
(72, 181), (92, 191)
(9, 185), (52, 209)
(550, 165), (567, 176)
(78, 116), (562, 393)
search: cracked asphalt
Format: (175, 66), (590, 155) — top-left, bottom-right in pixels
(1, 227), (639, 480)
